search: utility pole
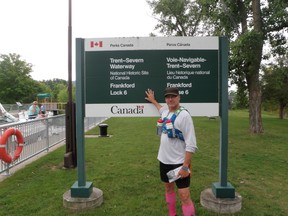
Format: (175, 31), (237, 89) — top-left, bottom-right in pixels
(64, 0), (77, 168)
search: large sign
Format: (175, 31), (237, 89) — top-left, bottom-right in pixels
(81, 37), (221, 117)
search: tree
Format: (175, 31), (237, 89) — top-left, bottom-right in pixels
(0, 53), (46, 103)
(147, 0), (212, 36)
(57, 85), (76, 102)
(40, 79), (68, 102)
(262, 57), (288, 119)
(148, 0), (288, 133)
(235, 88), (249, 109)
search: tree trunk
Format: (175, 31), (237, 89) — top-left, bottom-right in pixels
(248, 77), (263, 133)
(279, 103), (285, 119)
(246, 0), (264, 133)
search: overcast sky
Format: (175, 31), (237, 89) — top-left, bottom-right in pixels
(0, 0), (158, 81)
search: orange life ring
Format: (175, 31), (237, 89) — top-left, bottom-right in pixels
(0, 128), (24, 164)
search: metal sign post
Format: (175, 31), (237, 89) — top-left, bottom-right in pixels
(211, 37), (235, 198)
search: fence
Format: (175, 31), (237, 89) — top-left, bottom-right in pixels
(0, 115), (107, 175)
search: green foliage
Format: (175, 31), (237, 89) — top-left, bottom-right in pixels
(262, 58), (288, 118)
(235, 89), (249, 109)
(0, 53), (47, 103)
(148, 0), (288, 133)
(40, 79), (68, 102)
(229, 31), (264, 87)
(0, 53), (73, 103)
(229, 89), (249, 110)
(0, 111), (287, 215)
(147, 0), (209, 36)
(263, 0), (288, 56)
(263, 67), (288, 102)
(57, 85), (76, 102)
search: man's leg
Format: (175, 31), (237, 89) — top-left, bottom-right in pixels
(178, 187), (195, 216)
(165, 182), (177, 216)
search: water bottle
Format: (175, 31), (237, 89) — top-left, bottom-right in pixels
(156, 118), (164, 136)
(165, 119), (175, 138)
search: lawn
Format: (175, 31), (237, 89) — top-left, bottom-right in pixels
(0, 110), (287, 216)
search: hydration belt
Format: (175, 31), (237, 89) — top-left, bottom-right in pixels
(162, 107), (186, 141)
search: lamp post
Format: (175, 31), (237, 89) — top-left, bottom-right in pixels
(64, 0), (77, 168)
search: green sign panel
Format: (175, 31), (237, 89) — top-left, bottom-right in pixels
(82, 37), (220, 117)
(86, 50), (218, 103)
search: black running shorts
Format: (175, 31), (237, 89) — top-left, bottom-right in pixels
(160, 162), (190, 189)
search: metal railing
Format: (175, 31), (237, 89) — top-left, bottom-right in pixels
(0, 115), (107, 175)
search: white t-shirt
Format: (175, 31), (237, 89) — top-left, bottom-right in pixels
(157, 106), (197, 164)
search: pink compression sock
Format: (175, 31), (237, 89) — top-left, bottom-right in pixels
(182, 203), (195, 216)
(165, 192), (177, 216)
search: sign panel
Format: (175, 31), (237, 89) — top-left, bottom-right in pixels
(83, 37), (220, 117)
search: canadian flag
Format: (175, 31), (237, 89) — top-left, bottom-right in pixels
(90, 41), (103, 48)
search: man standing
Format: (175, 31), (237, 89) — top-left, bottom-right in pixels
(145, 87), (197, 216)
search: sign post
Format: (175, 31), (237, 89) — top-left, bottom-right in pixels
(211, 37), (235, 198)
(72, 36), (235, 199)
(70, 38), (93, 198)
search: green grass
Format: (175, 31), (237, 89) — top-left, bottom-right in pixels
(0, 110), (287, 216)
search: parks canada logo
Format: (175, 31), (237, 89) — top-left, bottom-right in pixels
(110, 105), (144, 115)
